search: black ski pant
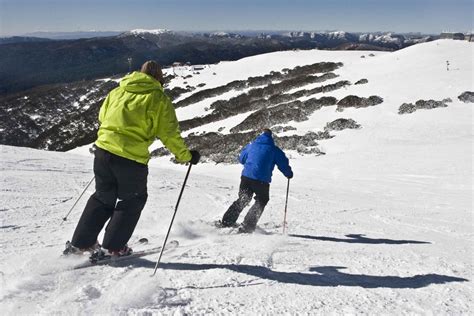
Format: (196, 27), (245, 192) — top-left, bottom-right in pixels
(71, 147), (148, 251)
(222, 176), (269, 231)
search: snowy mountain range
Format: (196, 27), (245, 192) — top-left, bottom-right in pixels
(283, 31), (432, 48)
(0, 39), (472, 314)
(126, 29), (172, 36)
(0, 29), (435, 94)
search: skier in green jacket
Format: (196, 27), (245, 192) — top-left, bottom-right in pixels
(64, 61), (200, 256)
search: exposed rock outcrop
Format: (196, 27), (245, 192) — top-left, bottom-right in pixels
(230, 97), (337, 132)
(354, 79), (368, 85)
(458, 91), (474, 103)
(176, 62), (342, 108)
(325, 118), (361, 131)
(336, 95), (383, 111)
(272, 125), (297, 133)
(180, 79), (348, 131)
(398, 99), (449, 114)
(151, 130), (332, 163)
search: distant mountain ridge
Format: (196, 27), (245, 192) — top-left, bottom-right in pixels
(0, 30), (435, 95)
(0, 36), (53, 45)
(21, 31), (124, 40)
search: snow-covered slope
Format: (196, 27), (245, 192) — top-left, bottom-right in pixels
(1, 40), (473, 314)
(149, 40), (472, 161)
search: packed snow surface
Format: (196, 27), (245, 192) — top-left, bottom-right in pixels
(1, 40), (473, 314)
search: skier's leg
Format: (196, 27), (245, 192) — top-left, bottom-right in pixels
(221, 177), (253, 226)
(71, 149), (117, 248)
(102, 155), (148, 251)
(241, 181), (269, 232)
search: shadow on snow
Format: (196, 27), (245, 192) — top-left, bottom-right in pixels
(289, 233), (431, 244)
(123, 259), (466, 289)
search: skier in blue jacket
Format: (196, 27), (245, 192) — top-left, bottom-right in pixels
(221, 129), (293, 232)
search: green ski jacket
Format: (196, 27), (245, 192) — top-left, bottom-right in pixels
(95, 71), (191, 164)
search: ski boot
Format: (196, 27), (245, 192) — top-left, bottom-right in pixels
(89, 245), (133, 263)
(237, 224), (255, 234)
(215, 220), (239, 228)
(108, 245), (133, 257)
(63, 240), (101, 256)
(89, 247), (108, 263)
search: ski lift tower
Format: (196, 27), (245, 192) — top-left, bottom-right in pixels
(127, 57), (133, 73)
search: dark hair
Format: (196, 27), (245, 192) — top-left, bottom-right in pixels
(140, 60), (164, 84)
(262, 128), (272, 135)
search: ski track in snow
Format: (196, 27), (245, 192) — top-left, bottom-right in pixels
(1, 40), (473, 314)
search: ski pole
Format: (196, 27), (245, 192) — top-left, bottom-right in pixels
(152, 163), (192, 276)
(60, 176), (95, 225)
(282, 178), (290, 234)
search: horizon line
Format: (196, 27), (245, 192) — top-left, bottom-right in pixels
(3, 28), (464, 38)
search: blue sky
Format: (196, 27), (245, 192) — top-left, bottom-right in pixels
(0, 0), (472, 36)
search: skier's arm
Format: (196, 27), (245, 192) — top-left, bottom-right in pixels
(155, 97), (192, 163)
(239, 145), (249, 164)
(275, 148), (293, 178)
(98, 94), (111, 123)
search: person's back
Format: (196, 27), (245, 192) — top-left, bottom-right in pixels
(96, 70), (190, 164)
(240, 132), (292, 184)
(221, 129), (293, 232)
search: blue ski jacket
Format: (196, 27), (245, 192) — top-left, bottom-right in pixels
(239, 132), (293, 183)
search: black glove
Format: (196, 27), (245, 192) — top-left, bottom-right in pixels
(287, 172), (293, 179)
(189, 150), (201, 165)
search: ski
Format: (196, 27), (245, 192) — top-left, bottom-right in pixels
(72, 240), (179, 270)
